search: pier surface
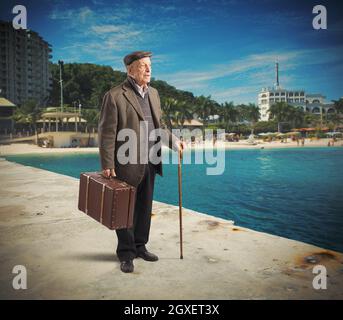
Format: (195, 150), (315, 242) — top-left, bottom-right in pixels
(0, 159), (342, 299)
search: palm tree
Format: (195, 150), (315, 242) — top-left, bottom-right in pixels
(304, 112), (321, 128)
(290, 107), (305, 129)
(12, 99), (42, 142)
(173, 100), (194, 129)
(234, 104), (248, 123)
(245, 103), (260, 134)
(82, 108), (99, 146)
(268, 102), (294, 132)
(333, 98), (343, 114)
(161, 97), (179, 129)
(219, 102), (238, 132)
(194, 95), (213, 135)
(327, 112), (341, 131)
(209, 99), (220, 122)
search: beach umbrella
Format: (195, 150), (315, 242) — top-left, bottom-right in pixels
(326, 132), (342, 136)
(285, 131), (300, 136)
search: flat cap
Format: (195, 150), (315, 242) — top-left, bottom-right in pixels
(123, 51), (152, 66)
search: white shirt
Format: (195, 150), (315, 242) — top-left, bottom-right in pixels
(128, 76), (149, 99)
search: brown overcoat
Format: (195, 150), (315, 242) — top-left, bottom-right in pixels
(98, 79), (178, 187)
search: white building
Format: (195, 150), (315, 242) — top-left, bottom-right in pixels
(258, 63), (335, 121)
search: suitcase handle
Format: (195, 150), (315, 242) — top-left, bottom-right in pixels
(99, 171), (114, 180)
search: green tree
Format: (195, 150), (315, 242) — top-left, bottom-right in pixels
(49, 63), (124, 108)
(269, 102), (295, 132)
(219, 102), (238, 132)
(12, 99), (42, 141)
(194, 95), (213, 134)
(49, 63), (197, 110)
(152, 79), (195, 104)
(333, 98), (343, 114)
(235, 104), (248, 123)
(173, 100), (194, 129)
(304, 112), (321, 128)
(244, 103), (260, 133)
(289, 107), (305, 129)
(161, 97), (179, 129)
(254, 120), (278, 134)
(326, 112), (341, 131)
(82, 108), (100, 146)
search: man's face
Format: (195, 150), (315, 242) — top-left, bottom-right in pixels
(128, 57), (151, 86)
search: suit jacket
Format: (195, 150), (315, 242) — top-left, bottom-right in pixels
(98, 78), (178, 187)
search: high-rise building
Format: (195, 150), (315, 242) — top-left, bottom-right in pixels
(0, 20), (53, 106)
(258, 62), (335, 121)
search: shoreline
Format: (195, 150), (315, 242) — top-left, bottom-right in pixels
(1, 138), (342, 156)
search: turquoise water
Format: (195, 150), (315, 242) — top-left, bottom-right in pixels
(5, 147), (343, 253)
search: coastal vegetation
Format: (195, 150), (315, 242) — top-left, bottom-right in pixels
(11, 63), (343, 135)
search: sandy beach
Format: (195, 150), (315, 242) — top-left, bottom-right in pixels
(0, 138), (342, 156)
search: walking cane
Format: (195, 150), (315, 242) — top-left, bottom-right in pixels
(178, 147), (183, 259)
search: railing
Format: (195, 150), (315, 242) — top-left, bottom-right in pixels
(0, 134), (36, 144)
(0, 132), (34, 140)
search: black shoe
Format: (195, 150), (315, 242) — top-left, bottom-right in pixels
(137, 251), (159, 262)
(120, 260), (134, 273)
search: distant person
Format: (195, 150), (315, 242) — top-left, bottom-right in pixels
(301, 138), (305, 146)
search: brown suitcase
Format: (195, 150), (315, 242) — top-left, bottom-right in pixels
(78, 172), (136, 230)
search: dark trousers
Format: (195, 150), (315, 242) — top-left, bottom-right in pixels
(116, 162), (156, 261)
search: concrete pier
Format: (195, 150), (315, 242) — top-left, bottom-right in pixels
(0, 159), (342, 299)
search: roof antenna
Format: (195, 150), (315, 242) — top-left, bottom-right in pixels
(275, 58), (280, 89)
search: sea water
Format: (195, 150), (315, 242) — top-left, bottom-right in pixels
(5, 147), (343, 253)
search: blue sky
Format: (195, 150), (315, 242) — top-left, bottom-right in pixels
(1, 0), (343, 104)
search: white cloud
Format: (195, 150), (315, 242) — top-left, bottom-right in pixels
(158, 46), (343, 95)
(79, 7), (93, 22)
(91, 25), (123, 34)
(47, 2), (343, 103)
(48, 3), (183, 65)
(212, 86), (257, 99)
(154, 45), (343, 103)
(50, 6), (94, 23)
(49, 5), (147, 64)
(158, 50), (301, 89)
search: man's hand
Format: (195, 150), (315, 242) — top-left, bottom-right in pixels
(177, 141), (186, 159)
(102, 168), (116, 178)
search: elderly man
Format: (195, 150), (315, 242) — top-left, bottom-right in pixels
(98, 51), (184, 273)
